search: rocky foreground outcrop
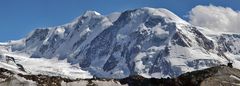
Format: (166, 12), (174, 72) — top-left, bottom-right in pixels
(1, 65), (240, 86)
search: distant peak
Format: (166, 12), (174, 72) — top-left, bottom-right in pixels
(135, 7), (189, 24)
(83, 11), (101, 17)
(115, 7), (188, 25)
(132, 7), (171, 15)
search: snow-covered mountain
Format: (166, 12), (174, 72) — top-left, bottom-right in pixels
(1, 7), (240, 79)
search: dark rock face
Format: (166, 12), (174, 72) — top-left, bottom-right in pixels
(18, 74), (64, 86)
(119, 75), (180, 86)
(0, 55), (2, 60)
(26, 29), (49, 47)
(120, 66), (240, 86)
(191, 28), (214, 51)
(176, 66), (227, 86)
(149, 58), (182, 77)
(1, 65), (240, 86)
(114, 10), (134, 27)
(77, 9), (139, 69)
(145, 17), (166, 28)
(187, 59), (221, 69)
(0, 68), (14, 79)
(172, 31), (191, 47)
(45, 35), (64, 54)
(148, 47), (174, 76)
(6, 56), (16, 63)
(216, 34), (240, 55)
(103, 55), (119, 71)
(16, 64), (26, 72)
(72, 33), (88, 50)
(79, 26), (117, 68)
(39, 45), (49, 54)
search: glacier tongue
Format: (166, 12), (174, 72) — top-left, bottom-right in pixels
(0, 7), (240, 79)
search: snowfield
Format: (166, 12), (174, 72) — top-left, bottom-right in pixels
(0, 51), (92, 79)
(1, 7), (240, 80)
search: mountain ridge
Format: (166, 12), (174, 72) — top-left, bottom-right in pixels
(0, 7), (240, 79)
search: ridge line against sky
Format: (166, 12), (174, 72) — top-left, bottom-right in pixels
(0, 0), (240, 42)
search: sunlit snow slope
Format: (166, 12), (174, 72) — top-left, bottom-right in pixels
(1, 7), (240, 79)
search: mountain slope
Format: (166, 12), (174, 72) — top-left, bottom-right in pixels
(1, 7), (240, 79)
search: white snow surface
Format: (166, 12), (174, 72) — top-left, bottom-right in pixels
(107, 12), (121, 22)
(0, 51), (93, 79)
(1, 7), (240, 79)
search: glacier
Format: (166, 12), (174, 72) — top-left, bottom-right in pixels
(0, 7), (240, 79)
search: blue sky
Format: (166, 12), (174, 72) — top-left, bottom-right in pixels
(0, 0), (240, 42)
